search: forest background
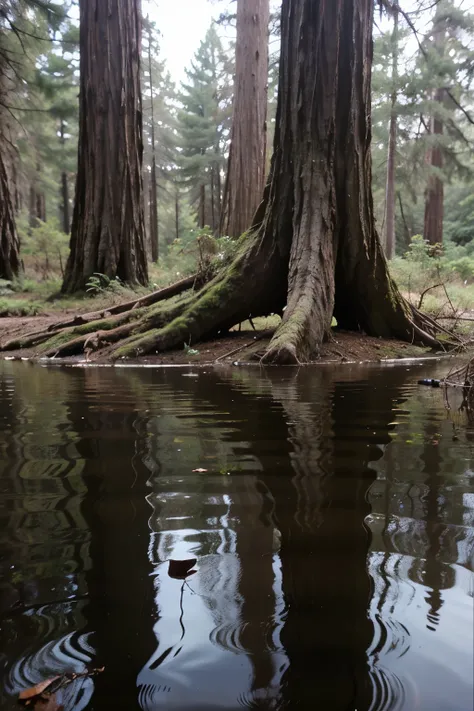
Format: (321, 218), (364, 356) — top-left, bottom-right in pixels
(1, 0), (474, 337)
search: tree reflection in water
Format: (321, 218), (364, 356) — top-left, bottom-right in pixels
(0, 362), (472, 711)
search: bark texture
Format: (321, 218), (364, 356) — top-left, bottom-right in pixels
(8, 0), (445, 362)
(423, 88), (444, 246)
(220, 0), (269, 238)
(384, 8), (398, 260)
(147, 22), (159, 262)
(62, 0), (148, 293)
(0, 150), (21, 280)
(423, 15), (445, 247)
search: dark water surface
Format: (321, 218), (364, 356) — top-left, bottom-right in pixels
(0, 360), (473, 711)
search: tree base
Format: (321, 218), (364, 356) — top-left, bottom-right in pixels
(0, 251), (452, 365)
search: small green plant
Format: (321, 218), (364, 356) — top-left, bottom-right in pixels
(183, 342), (200, 356)
(85, 273), (124, 297)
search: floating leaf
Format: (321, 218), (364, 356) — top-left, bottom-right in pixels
(192, 468), (207, 473)
(168, 559), (197, 580)
(19, 679), (60, 702)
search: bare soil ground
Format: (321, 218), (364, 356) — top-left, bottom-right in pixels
(0, 314), (434, 365)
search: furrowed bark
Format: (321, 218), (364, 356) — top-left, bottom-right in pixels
(0, 151), (21, 280)
(62, 0), (148, 293)
(220, 0), (269, 238)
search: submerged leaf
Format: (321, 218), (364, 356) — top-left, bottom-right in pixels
(168, 559), (197, 579)
(19, 679), (60, 702)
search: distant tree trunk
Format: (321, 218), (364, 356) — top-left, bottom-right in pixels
(36, 190), (46, 223)
(62, 0), (148, 293)
(199, 184), (206, 228)
(142, 168), (149, 255)
(384, 7), (398, 260)
(220, 0), (269, 238)
(210, 168), (216, 232)
(397, 192), (411, 246)
(149, 156), (158, 261)
(29, 184), (36, 231)
(175, 185), (180, 240)
(423, 87), (444, 246)
(59, 120), (70, 234)
(29, 162), (46, 229)
(147, 18), (159, 263)
(61, 172), (70, 234)
(423, 17), (445, 247)
(0, 151), (21, 280)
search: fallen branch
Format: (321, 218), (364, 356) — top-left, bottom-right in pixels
(47, 273), (204, 332)
(417, 283), (444, 310)
(214, 332), (268, 362)
(1, 273), (206, 353)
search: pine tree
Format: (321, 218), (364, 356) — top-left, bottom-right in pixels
(0, 1), (74, 279)
(37, 28), (79, 235)
(142, 16), (179, 260)
(0, 1), (58, 278)
(421, 1), (474, 245)
(177, 25), (233, 233)
(372, 0), (474, 252)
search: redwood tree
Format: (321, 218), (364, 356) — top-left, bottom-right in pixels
(62, 0), (148, 293)
(6, 0), (443, 362)
(220, 0), (270, 238)
(423, 7), (447, 247)
(0, 151), (21, 280)
(383, 6), (399, 260)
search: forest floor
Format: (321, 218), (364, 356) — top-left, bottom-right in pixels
(0, 312), (440, 365)
(1, 276), (472, 365)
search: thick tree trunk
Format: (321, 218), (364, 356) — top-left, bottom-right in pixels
(9, 0), (444, 362)
(384, 8), (398, 260)
(220, 0), (269, 238)
(423, 88), (444, 246)
(0, 151), (21, 280)
(62, 0), (148, 293)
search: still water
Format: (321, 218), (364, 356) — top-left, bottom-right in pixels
(0, 360), (472, 711)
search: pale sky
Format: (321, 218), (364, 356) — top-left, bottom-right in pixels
(144, 0), (474, 86)
(144, 0), (223, 81)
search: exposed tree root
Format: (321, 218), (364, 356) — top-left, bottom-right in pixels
(47, 272), (204, 331)
(0, 231), (456, 363)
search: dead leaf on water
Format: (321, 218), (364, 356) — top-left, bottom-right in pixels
(192, 468), (207, 473)
(19, 668), (105, 707)
(168, 559), (197, 580)
(19, 679), (60, 702)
